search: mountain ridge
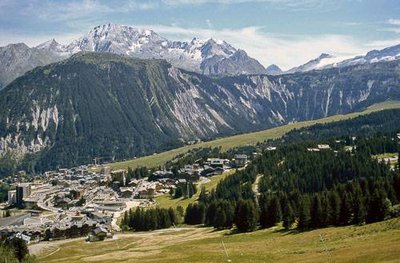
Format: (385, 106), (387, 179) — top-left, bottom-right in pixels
(288, 44), (400, 73)
(1, 52), (399, 173)
(0, 24), (267, 90)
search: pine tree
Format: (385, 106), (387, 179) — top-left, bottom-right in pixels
(168, 207), (177, 225)
(298, 196), (311, 231)
(393, 174), (400, 202)
(266, 196), (282, 227)
(339, 193), (352, 225)
(132, 207), (142, 230)
(224, 201), (235, 228)
(198, 186), (208, 203)
(259, 194), (270, 228)
(235, 200), (258, 232)
(213, 207), (227, 229)
(328, 191), (341, 226)
(174, 187), (183, 199)
(320, 193), (330, 227)
(206, 202), (217, 226)
(367, 188), (390, 223)
(121, 211), (129, 229)
(282, 202), (295, 230)
(352, 188), (366, 225)
(7, 237), (29, 262)
(311, 195), (323, 228)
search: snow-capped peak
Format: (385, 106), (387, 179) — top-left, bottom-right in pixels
(36, 39), (70, 57)
(6, 23), (266, 76)
(36, 39), (59, 49)
(288, 43), (400, 74)
(287, 53), (354, 73)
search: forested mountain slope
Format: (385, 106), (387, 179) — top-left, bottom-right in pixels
(0, 52), (400, 174)
(189, 113), (400, 232)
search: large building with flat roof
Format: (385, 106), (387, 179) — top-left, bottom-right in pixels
(16, 183), (31, 207)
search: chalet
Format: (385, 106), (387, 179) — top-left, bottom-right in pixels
(138, 183), (156, 199)
(87, 212), (112, 225)
(119, 187), (134, 198)
(307, 148), (320, 152)
(9, 232), (31, 244)
(176, 179), (187, 186)
(207, 158), (225, 168)
(178, 165), (202, 181)
(317, 144), (331, 150)
(234, 154), (248, 167)
(86, 226), (111, 242)
(201, 167), (216, 177)
(128, 179), (139, 187)
(152, 170), (174, 178)
(201, 166), (224, 176)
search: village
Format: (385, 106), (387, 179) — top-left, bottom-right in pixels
(0, 153), (250, 244)
(1, 132), (399, 246)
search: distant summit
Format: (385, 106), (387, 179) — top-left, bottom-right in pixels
(287, 44), (400, 74)
(287, 53), (340, 73)
(266, 64), (283, 75)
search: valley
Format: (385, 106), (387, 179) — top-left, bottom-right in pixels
(1, 6), (400, 261)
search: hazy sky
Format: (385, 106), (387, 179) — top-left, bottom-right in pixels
(1, 0), (400, 69)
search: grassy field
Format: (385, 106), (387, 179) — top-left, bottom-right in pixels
(34, 218), (400, 262)
(155, 169), (236, 209)
(108, 100), (400, 171)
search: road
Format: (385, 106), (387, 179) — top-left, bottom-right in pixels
(252, 174), (263, 205)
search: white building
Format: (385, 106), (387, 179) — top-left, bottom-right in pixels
(8, 190), (16, 205)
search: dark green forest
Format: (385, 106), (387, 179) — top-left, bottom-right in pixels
(184, 110), (400, 232)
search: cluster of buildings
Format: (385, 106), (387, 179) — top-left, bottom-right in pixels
(0, 154), (250, 244)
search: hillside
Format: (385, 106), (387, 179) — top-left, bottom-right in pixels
(33, 218), (400, 262)
(1, 51), (400, 174)
(109, 100), (400, 170)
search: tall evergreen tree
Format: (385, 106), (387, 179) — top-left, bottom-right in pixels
(367, 188), (390, 223)
(328, 191), (341, 226)
(339, 193), (352, 225)
(298, 196), (311, 231)
(311, 195), (323, 228)
(235, 200), (258, 232)
(265, 196), (282, 227)
(213, 207), (227, 229)
(282, 202), (295, 230)
(352, 188), (366, 225)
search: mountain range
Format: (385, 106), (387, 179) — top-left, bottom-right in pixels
(287, 44), (400, 73)
(0, 24), (266, 90)
(1, 23), (400, 91)
(1, 52), (399, 173)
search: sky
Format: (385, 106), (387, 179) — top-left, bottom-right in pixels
(1, 0), (400, 70)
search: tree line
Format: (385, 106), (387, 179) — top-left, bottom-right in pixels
(120, 207), (178, 231)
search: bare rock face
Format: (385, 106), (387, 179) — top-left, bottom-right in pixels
(0, 43), (62, 89)
(0, 52), (399, 172)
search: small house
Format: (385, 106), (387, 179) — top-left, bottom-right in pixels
(86, 227), (111, 242)
(234, 154), (248, 167)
